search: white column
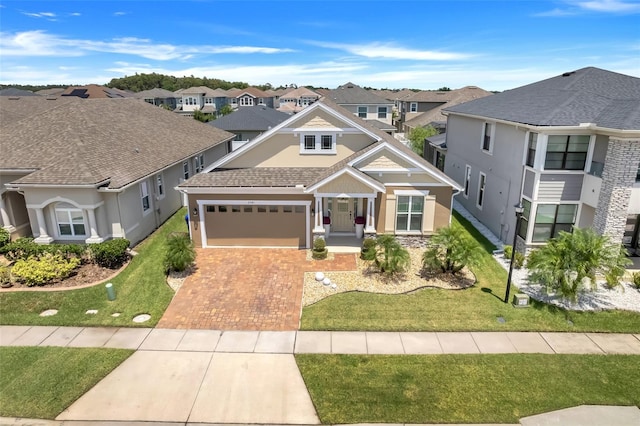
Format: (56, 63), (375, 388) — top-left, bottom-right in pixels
(313, 195), (324, 231)
(0, 195), (16, 233)
(84, 208), (104, 244)
(365, 196), (376, 233)
(33, 207), (53, 244)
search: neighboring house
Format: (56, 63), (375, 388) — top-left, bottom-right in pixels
(178, 99), (461, 249)
(208, 106), (291, 151)
(35, 88), (65, 97)
(61, 84), (134, 98)
(0, 88), (39, 97)
(442, 67), (640, 252)
(0, 97), (235, 245)
(277, 87), (321, 114)
(424, 133), (447, 172)
(403, 86), (493, 134)
(177, 86), (228, 116)
(265, 88), (288, 107)
(134, 88), (180, 110)
(320, 82), (395, 126)
(227, 87), (275, 109)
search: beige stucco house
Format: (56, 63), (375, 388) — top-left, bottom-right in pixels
(0, 96), (234, 245)
(179, 99), (462, 249)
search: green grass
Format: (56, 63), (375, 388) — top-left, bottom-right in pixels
(0, 209), (184, 327)
(0, 346), (133, 419)
(296, 353), (640, 424)
(301, 211), (640, 332)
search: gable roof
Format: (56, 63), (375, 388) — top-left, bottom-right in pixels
(208, 106), (290, 132)
(405, 86), (493, 128)
(61, 84), (134, 99)
(444, 67), (640, 130)
(180, 86), (228, 97)
(323, 82), (394, 105)
(234, 87), (270, 99)
(280, 87), (321, 99)
(0, 97), (235, 189)
(134, 88), (179, 99)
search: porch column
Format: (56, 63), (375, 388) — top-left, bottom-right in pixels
(0, 194), (15, 233)
(33, 207), (53, 244)
(84, 208), (104, 244)
(365, 196), (376, 233)
(313, 195), (324, 231)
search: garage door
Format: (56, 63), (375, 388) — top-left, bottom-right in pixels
(203, 203), (308, 248)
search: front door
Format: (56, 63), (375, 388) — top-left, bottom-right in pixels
(332, 198), (354, 233)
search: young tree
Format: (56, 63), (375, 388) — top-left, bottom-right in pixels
(218, 104), (234, 116)
(526, 227), (631, 302)
(371, 234), (411, 275)
(408, 125), (438, 156)
(192, 108), (212, 123)
(422, 224), (482, 275)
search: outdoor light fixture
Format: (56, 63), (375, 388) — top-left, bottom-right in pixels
(505, 201), (524, 304)
(192, 207), (198, 216)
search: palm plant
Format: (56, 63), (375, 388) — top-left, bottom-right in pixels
(373, 234), (411, 275)
(422, 224), (482, 274)
(526, 227), (631, 302)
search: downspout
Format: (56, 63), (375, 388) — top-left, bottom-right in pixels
(449, 188), (462, 226)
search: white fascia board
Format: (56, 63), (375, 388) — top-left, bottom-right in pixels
(305, 167), (385, 193)
(179, 187), (306, 195)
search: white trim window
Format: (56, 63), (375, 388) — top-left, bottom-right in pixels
(183, 161), (190, 180)
(300, 133), (336, 154)
(156, 173), (165, 199)
(477, 172), (486, 209)
(410, 102), (417, 112)
(141, 181), (151, 214)
(240, 96), (254, 106)
(463, 165), (471, 198)
(55, 204), (86, 237)
(482, 122), (494, 153)
(358, 106), (368, 118)
(377, 106), (387, 119)
(396, 195), (424, 232)
(194, 153), (205, 173)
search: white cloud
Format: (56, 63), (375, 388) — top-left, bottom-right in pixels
(22, 11), (57, 18)
(0, 31), (295, 60)
(309, 41), (471, 61)
(576, 0), (640, 12)
(113, 11), (127, 16)
(70, 12), (81, 17)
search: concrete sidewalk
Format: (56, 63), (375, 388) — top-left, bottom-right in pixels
(2, 325), (640, 354)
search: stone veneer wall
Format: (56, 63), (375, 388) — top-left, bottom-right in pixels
(593, 137), (640, 244)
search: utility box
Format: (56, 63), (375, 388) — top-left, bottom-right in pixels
(512, 293), (530, 308)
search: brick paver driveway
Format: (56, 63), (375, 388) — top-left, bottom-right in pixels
(158, 248), (356, 330)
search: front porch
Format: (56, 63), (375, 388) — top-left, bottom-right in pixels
(324, 235), (363, 253)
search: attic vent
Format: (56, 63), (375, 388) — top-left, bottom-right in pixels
(562, 71), (576, 77)
(46, 96), (58, 100)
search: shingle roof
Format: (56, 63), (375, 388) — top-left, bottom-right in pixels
(0, 97), (235, 188)
(134, 88), (179, 99)
(444, 67), (640, 129)
(0, 88), (40, 97)
(280, 87), (320, 99)
(182, 167), (326, 187)
(324, 82), (393, 105)
(365, 119), (396, 131)
(209, 106), (290, 132)
(234, 87), (270, 98)
(404, 86), (493, 128)
(180, 86), (227, 97)
(61, 84), (134, 99)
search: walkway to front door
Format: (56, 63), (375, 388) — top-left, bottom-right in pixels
(158, 248), (356, 330)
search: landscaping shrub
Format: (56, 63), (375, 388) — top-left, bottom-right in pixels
(164, 232), (195, 273)
(371, 234), (411, 275)
(0, 239), (86, 262)
(422, 224), (482, 275)
(11, 253), (81, 286)
(90, 239), (130, 269)
(360, 237), (377, 260)
(632, 272), (640, 290)
(312, 237), (328, 260)
(514, 251), (526, 269)
(503, 245), (513, 260)
(0, 265), (11, 286)
(0, 227), (10, 249)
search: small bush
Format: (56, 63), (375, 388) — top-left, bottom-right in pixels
(312, 237), (328, 260)
(12, 253), (81, 286)
(632, 272), (640, 290)
(361, 237), (377, 260)
(0, 227), (10, 249)
(514, 251), (526, 269)
(1, 238), (45, 261)
(503, 245), (513, 260)
(90, 239), (130, 269)
(372, 234), (411, 275)
(164, 232), (195, 272)
(0, 265), (11, 286)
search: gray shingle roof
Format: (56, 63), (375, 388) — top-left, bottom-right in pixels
(209, 106), (290, 132)
(324, 82), (394, 105)
(182, 168), (326, 187)
(404, 86), (493, 128)
(0, 87), (39, 97)
(134, 88), (179, 99)
(444, 67), (640, 129)
(0, 97), (235, 188)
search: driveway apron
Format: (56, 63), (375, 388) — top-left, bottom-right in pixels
(158, 248), (356, 330)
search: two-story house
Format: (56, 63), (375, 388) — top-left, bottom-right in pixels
(320, 82), (395, 127)
(442, 67), (640, 252)
(226, 87), (275, 110)
(134, 88), (180, 110)
(177, 86), (228, 117)
(277, 87), (321, 114)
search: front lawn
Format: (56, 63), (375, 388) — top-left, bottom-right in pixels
(0, 209), (184, 327)
(296, 353), (640, 424)
(0, 346), (133, 419)
(301, 211), (640, 332)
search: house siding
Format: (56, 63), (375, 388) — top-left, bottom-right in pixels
(523, 169), (536, 198)
(537, 174), (584, 201)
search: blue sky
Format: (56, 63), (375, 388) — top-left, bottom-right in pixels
(1, 0), (638, 91)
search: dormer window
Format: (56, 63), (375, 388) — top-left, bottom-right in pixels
(300, 133), (336, 154)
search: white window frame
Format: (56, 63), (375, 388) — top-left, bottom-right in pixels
(240, 96), (254, 106)
(140, 181), (152, 215)
(482, 122), (495, 154)
(463, 165), (471, 198)
(183, 161), (190, 180)
(477, 172), (486, 209)
(377, 106), (387, 119)
(357, 106), (368, 118)
(299, 133), (337, 154)
(410, 102), (417, 112)
(194, 153), (205, 173)
(55, 206), (87, 238)
(156, 173), (165, 200)
(395, 194), (425, 234)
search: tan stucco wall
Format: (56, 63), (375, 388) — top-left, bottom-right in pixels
(316, 173), (377, 194)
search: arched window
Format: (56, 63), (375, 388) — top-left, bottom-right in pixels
(55, 203), (86, 237)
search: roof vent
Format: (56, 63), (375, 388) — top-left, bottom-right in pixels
(562, 71), (576, 77)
